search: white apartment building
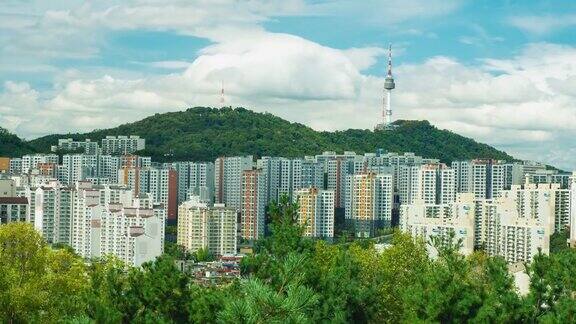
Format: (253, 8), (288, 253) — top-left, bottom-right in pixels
(411, 164), (456, 205)
(101, 135), (146, 155)
(60, 154), (86, 185)
(168, 162), (215, 205)
(136, 167), (178, 221)
(257, 156), (325, 203)
(98, 155), (122, 183)
(400, 193), (476, 257)
(345, 172), (393, 237)
(33, 183), (74, 244)
(177, 197), (237, 256)
(69, 181), (164, 266)
(53, 138), (99, 155)
(9, 158), (22, 175)
(22, 154), (59, 174)
(91, 203), (164, 267)
(452, 160), (524, 200)
(478, 183), (559, 263)
(215, 156), (254, 210)
(295, 187), (335, 239)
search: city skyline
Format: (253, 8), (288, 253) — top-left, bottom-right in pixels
(1, 0), (576, 170)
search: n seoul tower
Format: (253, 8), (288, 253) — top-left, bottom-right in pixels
(376, 44), (396, 130)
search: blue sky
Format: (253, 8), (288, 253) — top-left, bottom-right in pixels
(1, 0), (576, 169)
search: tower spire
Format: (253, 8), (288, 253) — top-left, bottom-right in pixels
(376, 43), (396, 131)
(387, 43), (393, 77)
(220, 80), (225, 106)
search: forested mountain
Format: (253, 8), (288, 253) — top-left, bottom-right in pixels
(0, 127), (36, 157)
(26, 107), (514, 163)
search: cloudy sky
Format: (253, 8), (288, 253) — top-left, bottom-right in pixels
(1, 1), (576, 169)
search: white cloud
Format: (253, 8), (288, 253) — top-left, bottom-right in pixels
(2, 1), (576, 171)
(145, 61), (194, 70)
(509, 14), (576, 36)
(3, 37), (576, 168)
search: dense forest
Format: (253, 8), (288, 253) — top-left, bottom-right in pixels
(25, 107), (514, 163)
(1, 198), (575, 323)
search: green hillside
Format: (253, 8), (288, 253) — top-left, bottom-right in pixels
(0, 127), (37, 157)
(26, 107), (513, 163)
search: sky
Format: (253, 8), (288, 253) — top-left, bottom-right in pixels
(1, 0), (576, 169)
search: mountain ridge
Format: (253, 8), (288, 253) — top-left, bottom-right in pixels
(20, 107), (514, 163)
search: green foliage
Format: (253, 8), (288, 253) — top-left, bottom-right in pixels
(194, 247), (214, 262)
(0, 222), (89, 322)
(523, 249), (576, 322)
(402, 233), (522, 322)
(188, 284), (233, 323)
(219, 254), (319, 323)
(27, 107), (514, 163)
(3, 220), (576, 323)
(0, 127), (37, 157)
(550, 229), (569, 254)
(164, 241), (192, 259)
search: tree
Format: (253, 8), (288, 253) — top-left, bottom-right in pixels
(194, 247), (213, 262)
(188, 284), (235, 324)
(0, 223), (89, 322)
(258, 194), (311, 258)
(83, 256), (132, 322)
(550, 229), (569, 254)
(219, 254), (319, 323)
(524, 249), (576, 321)
(402, 232), (482, 322)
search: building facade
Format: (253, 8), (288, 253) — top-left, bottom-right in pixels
(178, 198), (237, 256)
(295, 187), (335, 239)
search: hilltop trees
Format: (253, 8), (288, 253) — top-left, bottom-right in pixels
(26, 107), (514, 163)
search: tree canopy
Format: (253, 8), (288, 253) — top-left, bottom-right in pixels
(1, 215), (576, 322)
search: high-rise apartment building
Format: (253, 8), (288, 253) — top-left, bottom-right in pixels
(411, 164), (456, 205)
(345, 172), (393, 237)
(295, 187), (335, 239)
(452, 160), (524, 200)
(68, 181), (164, 266)
(477, 183), (559, 263)
(146, 168), (178, 221)
(33, 183), (74, 244)
(22, 154), (59, 174)
(296, 157), (324, 191)
(177, 197), (237, 256)
(168, 161), (215, 205)
(101, 135), (145, 155)
(9, 158), (22, 174)
(399, 193), (476, 257)
(215, 156), (254, 210)
(91, 203), (164, 267)
(257, 157), (303, 203)
(241, 169), (267, 240)
(53, 138), (99, 155)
